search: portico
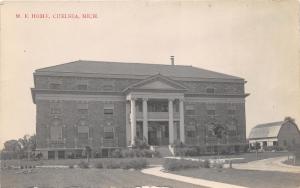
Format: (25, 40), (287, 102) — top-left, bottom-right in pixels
(127, 93), (185, 146)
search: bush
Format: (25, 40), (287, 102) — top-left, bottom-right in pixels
(132, 137), (150, 150)
(69, 164), (74, 168)
(175, 147), (198, 156)
(202, 159), (210, 168)
(111, 149), (122, 158)
(120, 158), (147, 170)
(163, 159), (204, 171)
(95, 162), (103, 169)
(78, 161), (89, 169)
(104, 160), (121, 169)
(121, 149), (158, 158)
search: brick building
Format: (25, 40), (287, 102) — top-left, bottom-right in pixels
(31, 60), (249, 159)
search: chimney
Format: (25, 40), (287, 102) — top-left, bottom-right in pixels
(170, 56), (175, 65)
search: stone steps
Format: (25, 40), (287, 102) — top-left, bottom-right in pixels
(153, 146), (173, 157)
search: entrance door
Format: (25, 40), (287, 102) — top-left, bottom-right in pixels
(148, 122), (169, 146)
(148, 126), (158, 145)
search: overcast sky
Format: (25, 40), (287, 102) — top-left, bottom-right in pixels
(0, 1), (299, 149)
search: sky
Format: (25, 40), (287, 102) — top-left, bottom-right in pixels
(0, 0), (300, 149)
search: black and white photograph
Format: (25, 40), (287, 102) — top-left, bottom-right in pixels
(0, 1), (300, 187)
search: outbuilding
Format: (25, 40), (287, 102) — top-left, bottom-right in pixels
(249, 118), (300, 150)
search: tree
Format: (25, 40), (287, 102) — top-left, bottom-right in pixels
(2, 134), (36, 159)
(3, 140), (21, 153)
(284, 116), (295, 123)
(213, 123), (226, 157)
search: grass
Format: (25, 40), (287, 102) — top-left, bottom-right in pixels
(172, 168), (300, 188)
(1, 168), (203, 188)
(195, 151), (292, 163)
(1, 157), (165, 169)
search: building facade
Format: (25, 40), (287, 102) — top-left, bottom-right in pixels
(249, 118), (300, 150)
(31, 60), (248, 159)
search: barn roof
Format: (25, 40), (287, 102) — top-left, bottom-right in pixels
(35, 60), (243, 80)
(249, 121), (284, 139)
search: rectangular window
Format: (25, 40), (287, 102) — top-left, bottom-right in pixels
(207, 110), (215, 116)
(103, 85), (113, 91)
(185, 105), (195, 115)
(58, 151), (65, 159)
(48, 151), (55, 159)
(77, 103), (88, 115)
(206, 88), (215, 94)
(104, 104), (114, 115)
(49, 83), (61, 90)
(78, 84), (88, 90)
(78, 126), (89, 143)
(51, 108), (61, 114)
(104, 127), (114, 139)
(206, 103), (216, 116)
(78, 133), (89, 140)
(228, 109), (235, 115)
(186, 126), (196, 137)
(50, 126), (62, 141)
(50, 101), (62, 114)
(104, 109), (113, 115)
(78, 109), (88, 114)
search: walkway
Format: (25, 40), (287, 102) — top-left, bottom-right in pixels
(142, 166), (248, 188)
(233, 156), (300, 174)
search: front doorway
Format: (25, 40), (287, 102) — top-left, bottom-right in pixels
(148, 121), (169, 146)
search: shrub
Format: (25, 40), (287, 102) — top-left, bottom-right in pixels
(121, 149), (157, 158)
(95, 162), (103, 169)
(111, 149), (122, 158)
(69, 164), (74, 168)
(163, 159), (202, 171)
(78, 161), (89, 169)
(201, 159), (210, 168)
(127, 158), (147, 169)
(132, 137), (150, 150)
(175, 147), (198, 156)
(104, 160), (121, 169)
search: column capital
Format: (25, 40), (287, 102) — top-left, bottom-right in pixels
(168, 98), (175, 102)
(131, 97), (137, 101)
(142, 97), (149, 102)
(179, 98), (185, 102)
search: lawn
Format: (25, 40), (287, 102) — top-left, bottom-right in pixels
(1, 157), (165, 168)
(172, 168), (300, 188)
(1, 168), (203, 188)
(196, 151), (292, 163)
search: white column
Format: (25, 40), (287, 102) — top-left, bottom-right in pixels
(142, 98), (148, 143)
(125, 101), (131, 146)
(130, 98), (136, 146)
(179, 99), (185, 143)
(168, 99), (174, 144)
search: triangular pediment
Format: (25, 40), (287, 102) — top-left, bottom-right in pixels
(139, 80), (178, 89)
(123, 74), (188, 93)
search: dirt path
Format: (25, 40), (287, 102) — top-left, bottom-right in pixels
(233, 156), (300, 173)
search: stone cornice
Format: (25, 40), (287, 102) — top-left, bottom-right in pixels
(185, 93), (250, 98)
(34, 71), (245, 84)
(31, 88), (124, 103)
